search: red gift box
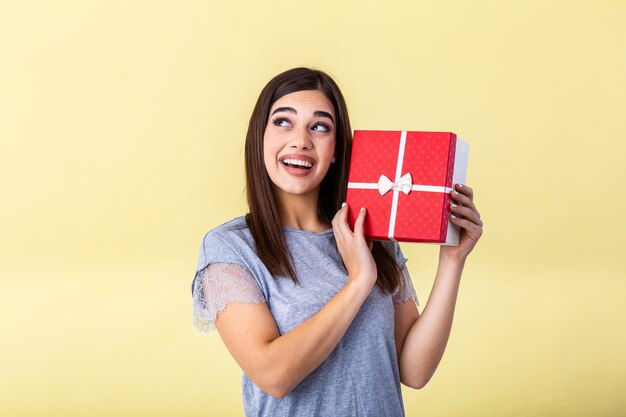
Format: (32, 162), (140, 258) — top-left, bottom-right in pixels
(346, 130), (469, 245)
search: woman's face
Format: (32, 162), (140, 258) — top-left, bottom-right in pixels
(263, 89), (336, 200)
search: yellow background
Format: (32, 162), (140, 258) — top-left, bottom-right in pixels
(2, 1), (625, 416)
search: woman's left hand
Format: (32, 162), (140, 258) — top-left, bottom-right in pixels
(440, 183), (483, 262)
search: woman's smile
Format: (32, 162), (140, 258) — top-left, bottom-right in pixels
(279, 153), (316, 176)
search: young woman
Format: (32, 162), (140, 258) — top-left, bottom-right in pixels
(192, 67), (483, 416)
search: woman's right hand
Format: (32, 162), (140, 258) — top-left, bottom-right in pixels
(331, 203), (377, 292)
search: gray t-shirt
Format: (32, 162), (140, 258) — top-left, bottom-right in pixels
(192, 216), (419, 417)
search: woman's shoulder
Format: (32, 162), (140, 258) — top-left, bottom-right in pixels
(196, 215), (255, 271)
(201, 215), (250, 243)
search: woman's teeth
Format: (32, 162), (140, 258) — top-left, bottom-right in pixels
(282, 159), (313, 169)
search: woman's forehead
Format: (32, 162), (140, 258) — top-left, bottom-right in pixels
(270, 90), (334, 115)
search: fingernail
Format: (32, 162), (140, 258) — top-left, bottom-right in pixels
(360, 207), (365, 212)
(451, 203), (458, 208)
(342, 202), (346, 208)
(451, 214), (457, 219)
(454, 191), (459, 195)
(458, 184), (464, 188)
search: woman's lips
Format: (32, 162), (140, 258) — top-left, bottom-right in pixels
(279, 153), (315, 165)
(279, 154), (316, 177)
(281, 161), (313, 177)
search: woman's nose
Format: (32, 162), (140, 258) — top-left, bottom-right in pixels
(289, 127), (312, 149)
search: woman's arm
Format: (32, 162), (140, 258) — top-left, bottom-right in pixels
(215, 278), (371, 398)
(397, 253), (464, 388)
(397, 183), (483, 388)
(215, 204), (376, 399)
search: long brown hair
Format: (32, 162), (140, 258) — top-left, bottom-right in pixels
(244, 67), (402, 295)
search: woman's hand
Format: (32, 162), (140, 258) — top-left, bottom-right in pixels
(332, 203), (377, 291)
(440, 183), (483, 262)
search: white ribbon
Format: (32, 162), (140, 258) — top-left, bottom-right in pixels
(387, 131), (408, 239)
(377, 173), (412, 196)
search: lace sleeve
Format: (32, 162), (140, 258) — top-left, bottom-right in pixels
(192, 262), (266, 333)
(392, 264), (420, 306)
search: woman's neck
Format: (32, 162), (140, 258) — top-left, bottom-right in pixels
(274, 188), (330, 233)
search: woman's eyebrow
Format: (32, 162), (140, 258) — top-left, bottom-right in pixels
(271, 107), (334, 123)
(314, 111), (334, 123)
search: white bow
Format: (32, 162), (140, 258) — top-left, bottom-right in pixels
(377, 173), (413, 196)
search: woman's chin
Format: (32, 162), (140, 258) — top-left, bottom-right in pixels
(273, 183), (320, 198)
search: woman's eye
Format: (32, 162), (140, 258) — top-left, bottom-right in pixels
(312, 122), (332, 132)
(272, 117), (291, 127)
